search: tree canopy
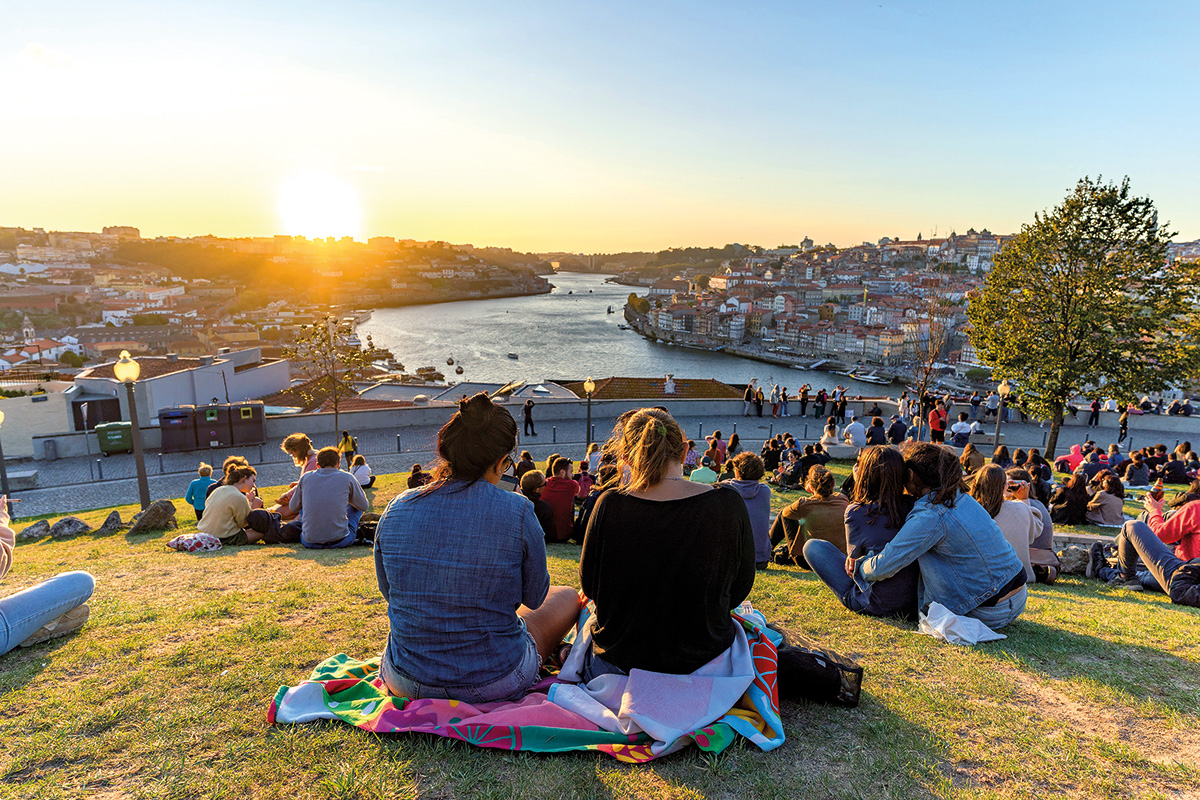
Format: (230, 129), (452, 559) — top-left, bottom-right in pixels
(966, 176), (1198, 456)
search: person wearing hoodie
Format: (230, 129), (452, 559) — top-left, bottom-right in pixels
(721, 452), (773, 569)
(541, 457), (580, 542)
(1054, 444), (1085, 474)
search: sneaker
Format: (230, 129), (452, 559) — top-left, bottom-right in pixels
(19, 603), (90, 647)
(1085, 542), (1105, 579)
(1107, 574), (1144, 591)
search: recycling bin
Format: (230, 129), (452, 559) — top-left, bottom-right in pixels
(197, 404), (233, 448)
(159, 406), (199, 453)
(229, 401), (266, 446)
(96, 421), (133, 456)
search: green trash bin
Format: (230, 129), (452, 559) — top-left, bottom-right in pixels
(96, 421), (133, 456)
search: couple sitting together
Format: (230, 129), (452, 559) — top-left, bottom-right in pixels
(795, 443), (1029, 630)
(373, 394), (755, 701)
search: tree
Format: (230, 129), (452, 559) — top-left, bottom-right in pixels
(906, 269), (960, 440)
(626, 293), (650, 315)
(967, 177), (1197, 456)
(283, 315), (378, 433)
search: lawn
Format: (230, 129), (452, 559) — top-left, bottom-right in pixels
(2, 467), (1197, 800)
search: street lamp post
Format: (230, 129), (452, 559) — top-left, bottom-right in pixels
(0, 410), (11, 517)
(994, 378), (1011, 448)
(114, 350), (151, 510)
(583, 377), (596, 447)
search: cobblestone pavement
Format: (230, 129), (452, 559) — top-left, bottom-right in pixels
(4, 408), (1169, 520)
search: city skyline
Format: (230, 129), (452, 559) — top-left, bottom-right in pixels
(3, 1), (1199, 251)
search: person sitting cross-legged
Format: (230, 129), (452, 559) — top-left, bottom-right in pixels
(375, 393), (581, 701)
(286, 447), (370, 549)
(198, 465), (263, 546)
(769, 464), (849, 567)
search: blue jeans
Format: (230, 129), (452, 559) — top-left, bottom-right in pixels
(805, 538), (854, 599)
(965, 585), (1027, 629)
(1099, 520), (1184, 593)
(380, 619), (540, 703)
(301, 506), (362, 549)
(0, 571), (95, 656)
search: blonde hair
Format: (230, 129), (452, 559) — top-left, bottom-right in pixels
(607, 408), (686, 493)
(968, 464), (1007, 518)
(281, 433), (314, 466)
(197, 462), (213, 477)
(587, 442), (600, 456)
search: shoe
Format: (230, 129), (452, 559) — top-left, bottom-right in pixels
(19, 603), (90, 647)
(1107, 574), (1144, 591)
(1085, 542), (1105, 579)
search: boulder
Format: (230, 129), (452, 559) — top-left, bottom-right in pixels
(49, 516), (93, 539)
(16, 520), (50, 542)
(127, 500), (178, 535)
(95, 510), (126, 536)
(1057, 545), (1089, 575)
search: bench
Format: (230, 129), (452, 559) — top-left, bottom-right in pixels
(822, 444), (860, 459)
(970, 433), (1007, 446)
(8, 470), (38, 490)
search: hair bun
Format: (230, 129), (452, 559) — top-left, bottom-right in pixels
(458, 392), (496, 431)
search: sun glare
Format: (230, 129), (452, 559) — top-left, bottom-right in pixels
(278, 171), (361, 239)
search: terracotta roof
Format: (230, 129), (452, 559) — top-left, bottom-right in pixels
(561, 377), (742, 401)
(316, 397), (413, 413)
(78, 355), (205, 380)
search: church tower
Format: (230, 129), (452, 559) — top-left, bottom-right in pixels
(21, 314), (35, 342)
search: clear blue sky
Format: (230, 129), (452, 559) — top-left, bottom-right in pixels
(2, 1), (1197, 250)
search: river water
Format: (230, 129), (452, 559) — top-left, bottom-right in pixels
(359, 271), (889, 395)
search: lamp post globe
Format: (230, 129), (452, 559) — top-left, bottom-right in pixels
(113, 350), (140, 384)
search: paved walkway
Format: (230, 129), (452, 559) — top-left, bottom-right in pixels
(10, 407), (1160, 519)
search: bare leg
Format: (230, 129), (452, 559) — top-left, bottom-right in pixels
(517, 586), (582, 661)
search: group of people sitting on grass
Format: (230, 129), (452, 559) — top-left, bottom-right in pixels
(183, 432), (375, 550)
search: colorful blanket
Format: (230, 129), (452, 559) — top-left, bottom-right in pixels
(269, 611), (785, 762)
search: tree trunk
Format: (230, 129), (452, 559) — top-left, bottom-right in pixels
(1045, 406), (1065, 458)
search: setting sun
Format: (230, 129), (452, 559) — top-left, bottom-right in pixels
(277, 171), (361, 239)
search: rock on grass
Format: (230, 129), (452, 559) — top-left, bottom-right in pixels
(127, 500), (179, 535)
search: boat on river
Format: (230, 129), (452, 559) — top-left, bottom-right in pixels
(851, 371), (892, 385)
(507, 352), (519, 360)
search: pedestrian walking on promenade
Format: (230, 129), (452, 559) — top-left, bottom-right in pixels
(1088, 398), (1102, 428)
(781, 386), (790, 417)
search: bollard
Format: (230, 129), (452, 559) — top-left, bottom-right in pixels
(732, 422), (737, 435)
(88, 460), (95, 481)
(590, 423), (595, 442)
(769, 423), (774, 438)
(1042, 431), (1048, 447)
(397, 434), (402, 453)
(158, 453), (165, 474)
(698, 423), (704, 440)
(552, 426), (557, 443)
(258, 444), (264, 462)
(805, 423), (809, 439)
(97, 459), (103, 481)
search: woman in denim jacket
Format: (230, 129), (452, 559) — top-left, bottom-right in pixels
(849, 442), (1028, 630)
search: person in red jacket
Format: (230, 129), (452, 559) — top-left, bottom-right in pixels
(1086, 492), (1200, 606)
(928, 401), (948, 444)
(541, 457), (580, 542)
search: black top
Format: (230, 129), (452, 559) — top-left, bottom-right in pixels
(581, 487), (755, 674)
(865, 425), (887, 446)
(887, 420), (908, 444)
(845, 499), (918, 619)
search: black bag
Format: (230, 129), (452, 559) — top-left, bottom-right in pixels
(356, 520), (377, 544)
(769, 625), (864, 708)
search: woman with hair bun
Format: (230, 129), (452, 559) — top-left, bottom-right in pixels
(374, 393), (581, 702)
(850, 442), (1028, 629)
(579, 408), (755, 680)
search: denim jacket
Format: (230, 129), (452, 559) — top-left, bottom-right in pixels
(855, 491), (1024, 615)
(375, 479), (550, 687)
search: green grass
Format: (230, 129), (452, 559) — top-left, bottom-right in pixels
(2, 468), (1197, 799)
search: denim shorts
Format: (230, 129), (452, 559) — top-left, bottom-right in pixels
(380, 621), (541, 703)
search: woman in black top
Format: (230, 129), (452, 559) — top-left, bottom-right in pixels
(580, 408), (755, 679)
(1048, 473), (1090, 525)
(803, 445), (918, 620)
(865, 416), (888, 446)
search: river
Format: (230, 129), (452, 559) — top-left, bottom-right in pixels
(358, 272), (892, 396)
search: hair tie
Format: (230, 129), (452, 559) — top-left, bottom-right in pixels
(655, 423), (667, 436)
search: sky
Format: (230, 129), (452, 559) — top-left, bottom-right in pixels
(2, 1), (1198, 252)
